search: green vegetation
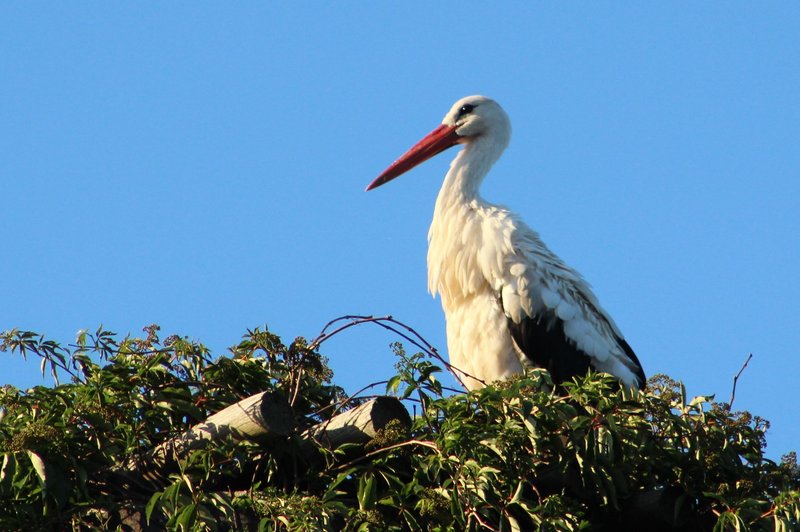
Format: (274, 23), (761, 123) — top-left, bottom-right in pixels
(1, 323), (798, 530)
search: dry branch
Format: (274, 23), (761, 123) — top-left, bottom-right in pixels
(728, 353), (753, 410)
(310, 314), (485, 390)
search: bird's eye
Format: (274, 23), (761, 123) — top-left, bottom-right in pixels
(458, 104), (475, 116)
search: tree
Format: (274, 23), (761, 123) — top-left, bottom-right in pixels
(1, 319), (798, 530)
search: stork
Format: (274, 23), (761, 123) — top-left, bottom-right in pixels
(366, 95), (645, 390)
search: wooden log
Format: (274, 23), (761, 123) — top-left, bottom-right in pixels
(113, 393), (410, 486)
(149, 391), (294, 461)
(104, 395), (412, 528)
(112, 391), (294, 489)
(304, 396), (412, 448)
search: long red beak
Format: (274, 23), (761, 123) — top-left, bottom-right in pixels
(366, 124), (461, 191)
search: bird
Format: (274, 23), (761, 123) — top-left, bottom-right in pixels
(365, 95), (645, 390)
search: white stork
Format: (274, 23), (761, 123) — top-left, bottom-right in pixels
(366, 95), (645, 390)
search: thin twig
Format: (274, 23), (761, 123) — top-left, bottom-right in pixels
(307, 380), (392, 427)
(372, 316), (487, 389)
(728, 353), (753, 410)
(308, 315), (380, 351)
(330, 439), (439, 474)
(309, 314), (485, 390)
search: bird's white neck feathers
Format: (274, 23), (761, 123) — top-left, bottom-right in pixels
(427, 137), (511, 306)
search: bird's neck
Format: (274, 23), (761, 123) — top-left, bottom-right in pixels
(437, 139), (498, 203)
(427, 140), (503, 302)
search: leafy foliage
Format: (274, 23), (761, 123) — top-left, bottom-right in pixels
(1, 324), (798, 531)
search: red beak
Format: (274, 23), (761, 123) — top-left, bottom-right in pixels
(366, 124), (461, 191)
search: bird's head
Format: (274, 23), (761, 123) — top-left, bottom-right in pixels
(444, 95), (511, 144)
(366, 95), (511, 191)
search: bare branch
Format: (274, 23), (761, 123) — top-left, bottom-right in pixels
(728, 353), (753, 410)
(308, 314), (380, 350)
(329, 438), (439, 475)
(309, 314), (486, 390)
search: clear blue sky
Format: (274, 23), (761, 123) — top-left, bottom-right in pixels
(2, 5), (798, 459)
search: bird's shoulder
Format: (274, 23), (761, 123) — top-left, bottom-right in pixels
(471, 203), (617, 332)
(493, 217), (622, 336)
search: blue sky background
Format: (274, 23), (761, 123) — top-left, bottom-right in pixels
(2, 4), (798, 459)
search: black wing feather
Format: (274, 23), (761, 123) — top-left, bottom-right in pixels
(616, 336), (646, 389)
(501, 295), (646, 388)
(506, 313), (592, 385)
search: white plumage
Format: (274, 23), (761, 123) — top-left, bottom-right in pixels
(367, 96), (645, 391)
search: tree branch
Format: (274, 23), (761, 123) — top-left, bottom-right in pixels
(309, 314), (485, 390)
(728, 353), (753, 410)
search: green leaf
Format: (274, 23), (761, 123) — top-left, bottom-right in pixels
(145, 491), (163, 524)
(175, 502), (197, 530)
(0, 453), (16, 492)
(357, 473), (377, 511)
(27, 451), (47, 484)
(386, 375), (402, 395)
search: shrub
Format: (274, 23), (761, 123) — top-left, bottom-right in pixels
(1, 323), (797, 530)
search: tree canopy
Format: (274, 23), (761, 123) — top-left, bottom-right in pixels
(1, 321), (798, 530)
